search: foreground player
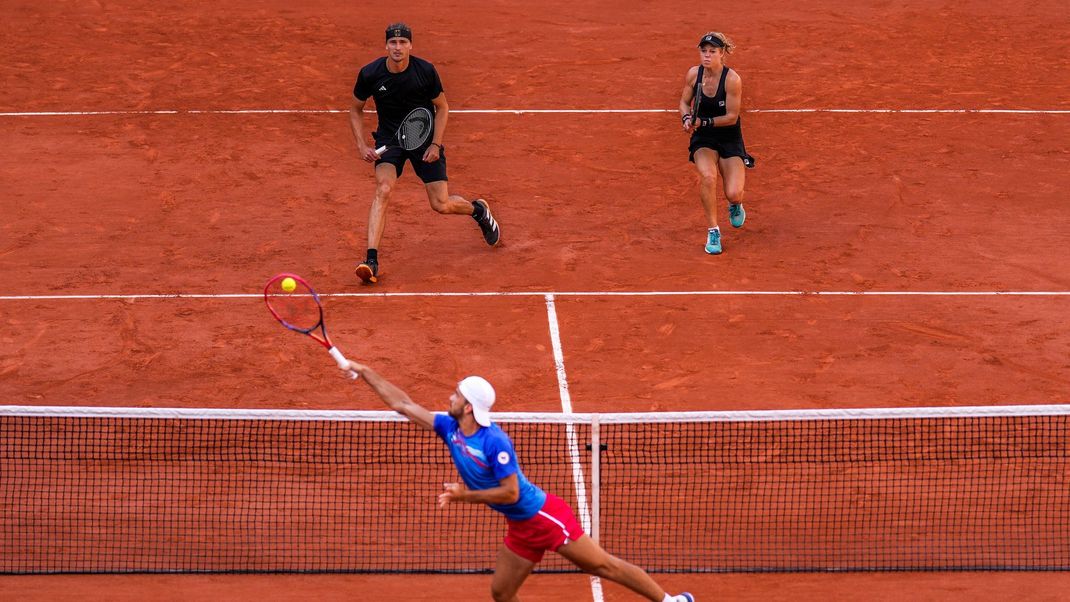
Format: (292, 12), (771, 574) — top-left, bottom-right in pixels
(349, 22), (500, 284)
(342, 360), (695, 602)
(679, 32), (754, 255)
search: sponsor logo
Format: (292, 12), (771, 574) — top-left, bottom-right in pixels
(379, 85), (387, 92)
(497, 451), (510, 465)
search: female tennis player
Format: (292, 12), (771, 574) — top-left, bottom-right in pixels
(342, 359), (696, 602)
(679, 32), (754, 255)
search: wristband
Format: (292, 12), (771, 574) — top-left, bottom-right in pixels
(681, 113), (692, 124)
(429, 142), (444, 151)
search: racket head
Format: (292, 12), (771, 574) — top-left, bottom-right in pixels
(397, 107), (433, 150)
(264, 273), (327, 338)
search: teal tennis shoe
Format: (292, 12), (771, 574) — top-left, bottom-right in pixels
(705, 228), (722, 255)
(729, 202), (746, 228)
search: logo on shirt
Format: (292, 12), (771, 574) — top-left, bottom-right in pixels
(497, 451), (510, 465)
(378, 85), (387, 92)
(719, 100), (726, 106)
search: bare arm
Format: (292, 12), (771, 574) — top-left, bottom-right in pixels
(422, 92), (448, 162)
(438, 474), (520, 507)
(343, 361), (435, 430)
(679, 66), (698, 132)
(719, 70), (742, 126)
(349, 97), (379, 163)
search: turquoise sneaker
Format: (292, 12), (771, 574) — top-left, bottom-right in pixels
(705, 228), (722, 255)
(729, 203), (746, 228)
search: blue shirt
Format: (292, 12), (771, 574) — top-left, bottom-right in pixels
(433, 414), (546, 520)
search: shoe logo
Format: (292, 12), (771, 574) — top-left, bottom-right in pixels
(378, 85), (387, 91)
(718, 100), (725, 106)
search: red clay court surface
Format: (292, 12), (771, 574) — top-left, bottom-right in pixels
(2, 0), (1069, 600)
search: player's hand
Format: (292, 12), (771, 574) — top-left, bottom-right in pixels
(343, 360), (368, 376)
(422, 143), (441, 163)
(682, 114), (694, 133)
(438, 482), (466, 507)
(359, 143), (379, 163)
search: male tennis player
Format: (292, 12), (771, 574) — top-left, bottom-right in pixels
(679, 32), (754, 255)
(342, 359), (696, 602)
(349, 22), (500, 284)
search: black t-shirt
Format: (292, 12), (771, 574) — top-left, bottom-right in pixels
(353, 56), (443, 144)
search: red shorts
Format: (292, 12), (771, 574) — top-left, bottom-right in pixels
(503, 493), (585, 563)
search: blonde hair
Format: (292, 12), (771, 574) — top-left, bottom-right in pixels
(702, 31), (735, 55)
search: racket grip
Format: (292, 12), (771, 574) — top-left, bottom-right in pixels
(374, 145), (386, 155)
(328, 346), (360, 380)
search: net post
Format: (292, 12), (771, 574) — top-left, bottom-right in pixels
(590, 414), (601, 544)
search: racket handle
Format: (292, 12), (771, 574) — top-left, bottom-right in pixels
(328, 346), (360, 380)
(374, 145), (386, 156)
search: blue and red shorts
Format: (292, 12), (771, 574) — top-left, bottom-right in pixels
(503, 493), (585, 563)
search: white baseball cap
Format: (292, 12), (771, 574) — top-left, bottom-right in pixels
(458, 376), (495, 427)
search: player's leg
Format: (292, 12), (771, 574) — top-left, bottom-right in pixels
(558, 535), (695, 601)
(719, 155), (746, 228)
(693, 147), (722, 254)
(416, 151), (500, 245)
(490, 543), (536, 602)
(424, 181), (501, 246)
(356, 162), (399, 283)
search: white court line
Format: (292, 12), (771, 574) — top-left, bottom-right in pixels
(2, 108), (1069, 117)
(543, 294), (604, 602)
(1, 290), (1069, 301)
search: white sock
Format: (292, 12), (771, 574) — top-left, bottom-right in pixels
(663, 596), (673, 602)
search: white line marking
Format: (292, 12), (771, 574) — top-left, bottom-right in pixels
(1, 108), (1068, 117)
(1, 290), (1068, 301)
(543, 294), (603, 602)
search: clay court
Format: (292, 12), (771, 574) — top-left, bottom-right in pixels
(2, 0), (1070, 600)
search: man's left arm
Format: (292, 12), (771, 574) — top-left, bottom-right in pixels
(423, 92), (448, 162)
(438, 474), (520, 507)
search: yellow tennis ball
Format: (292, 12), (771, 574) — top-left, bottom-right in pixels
(280, 277), (297, 293)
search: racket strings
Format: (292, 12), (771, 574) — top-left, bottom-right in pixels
(266, 282), (322, 332)
(399, 111), (432, 150)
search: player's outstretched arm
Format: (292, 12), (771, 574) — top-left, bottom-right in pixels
(343, 361), (435, 430)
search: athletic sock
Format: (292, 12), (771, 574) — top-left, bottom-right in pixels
(471, 202), (486, 221)
(662, 595), (674, 602)
(366, 248), (378, 263)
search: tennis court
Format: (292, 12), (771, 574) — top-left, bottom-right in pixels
(2, 0), (1069, 600)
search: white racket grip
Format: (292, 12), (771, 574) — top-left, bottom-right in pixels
(374, 145), (386, 156)
(328, 346), (360, 380)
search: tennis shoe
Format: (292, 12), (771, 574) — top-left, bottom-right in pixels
(704, 228), (722, 255)
(473, 199), (501, 247)
(728, 202), (746, 228)
(355, 259), (378, 284)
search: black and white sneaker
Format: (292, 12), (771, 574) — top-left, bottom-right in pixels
(355, 259), (378, 284)
(473, 199), (501, 247)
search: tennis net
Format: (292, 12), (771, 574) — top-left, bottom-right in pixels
(1, 405), (1068, 573)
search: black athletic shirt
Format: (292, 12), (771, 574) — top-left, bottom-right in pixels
(353, 56), (443, 144)
(693, 66), (743, 141)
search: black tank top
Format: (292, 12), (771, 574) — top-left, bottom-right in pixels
(694, 65), (742, 139)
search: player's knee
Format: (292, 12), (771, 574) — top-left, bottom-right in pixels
(375, 182), (394, 199)
(428, 197), (451, 213)
(490, 583), (515, 602)
(585, 556), (621, 580)
(699, 172), (718, 187)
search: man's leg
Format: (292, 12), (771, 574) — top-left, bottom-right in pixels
(356, 163), (398, 283)
(490, 544), (536, 602)
(425, 181), (500, 246)
(557, 535), (668, 601)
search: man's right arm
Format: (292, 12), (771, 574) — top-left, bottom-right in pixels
(344, 361), (435, 430)
(349, 98), (379, 163)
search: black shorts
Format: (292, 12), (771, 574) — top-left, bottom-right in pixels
(689, 135), (755, 168)
(375, 144), (448, 183)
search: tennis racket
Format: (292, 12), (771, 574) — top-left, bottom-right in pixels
(375, 106), (433, 155)
(264, 273), (359, 380)
(689, 67), (715, 128)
